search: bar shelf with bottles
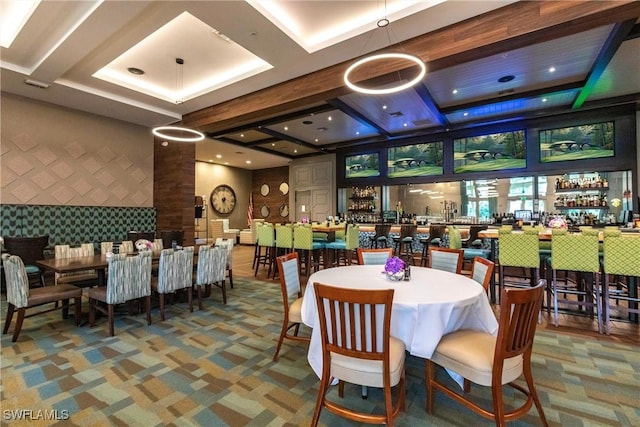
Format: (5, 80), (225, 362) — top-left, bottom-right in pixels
(348, 186), (377, 213)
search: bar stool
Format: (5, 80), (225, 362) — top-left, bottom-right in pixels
(273, 224), (294, 278)
(497, 226), (541, 304)
(324, 224), (360, 266)
(369, 223), (391, 248)
(420, 224), (445, 267)
(550, 228), (601, 332)
(393, 224), (417, 265)
(601, 230), (640, 334)
(254, 223), (275, 277)
(293, 225), (324, 277)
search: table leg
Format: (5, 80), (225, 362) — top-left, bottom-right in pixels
(97, 268), (106, 286)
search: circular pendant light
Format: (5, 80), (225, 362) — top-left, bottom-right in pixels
(152, 126), (204, 142)
(344, 52), (426, 95)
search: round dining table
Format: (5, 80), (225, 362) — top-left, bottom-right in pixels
(301, 265), (498, 379)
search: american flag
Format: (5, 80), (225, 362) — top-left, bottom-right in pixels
(247, 192), (254, 227)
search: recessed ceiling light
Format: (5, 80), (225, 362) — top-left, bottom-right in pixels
(542, 98), (548, 103)
(403, 123), (408, 127)
(240, 133), (244, 137)
(246, 160), (251, 164)
(224, 162), (229, 165)
(271, 143), (275, 146)
(452, 89), (458, 94)
(328, 116), (332, 121)
(548, 66), (556, 73)
(356, 131), (360, 135)
(498, 75), (515, 83)
(208, 159), (213, 162)
(314, 138), (319, 142)
(294, 149), (298, 153)
(161, 141), (169, 147)
(463, 112), (469, 116)
(284, 126), (288, 131)
(216, 154), (222, 158)
(382, 105), (387, 110)
(127, 67), (144, 75)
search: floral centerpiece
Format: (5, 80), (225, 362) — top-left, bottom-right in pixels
(384, 256), (405, 281)
(548, 216), (567, 229)
(135, 239), (153, 251)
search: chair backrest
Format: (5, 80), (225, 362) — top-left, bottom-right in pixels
(160, 230), (184, 249)
(293, 225), (314, 250)
(257, 223), (275, 247)
(373, 224), (392, 239)
(2, 255), (30, 308)
(275, 224), (294, 249)
(470, 256), (495, 294)
(551, 229), (599, 273)
(152, 238), (164, 253)
(498, 227), (540, 269)
(313, 282), (394, 364)
(101, 241), (114, 254)
(119, 240), (134, 254)
(128, 231), (155, 242)
(345, 224), (360, 250)
(428, 247), (464, 274)
(448, 226), (463, 249)
(603, 232), (640, 277)
(276, 252), (302, 308)
(494, 283), (545, 370)
(399, 224), (417, 240)
(215, 237), (234, 268)
(195, 245), (228, 286)
(251, 219), (264, 242)
(54, 243), (95, 282)
(106, 251), (152, 304)
(3, 236), (49, 266)
(466, 225), (488, 247)
(157, 247), (195, 294)
(357, 248), (393, 265)
(428, 224), (446, 241)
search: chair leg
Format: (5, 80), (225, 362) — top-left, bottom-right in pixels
(89, 299), (96, 327)
(273, 320), (287, 362)
(221, 280), (227, 304)
(491, 377), (506, 427)
(11, 308), (26, 342)
(311, 373), (331, 427)
(108, 304), (115, 337)
(188, 286), (193, 313)
(552, 270), (559, 327)
(145, 296), (152, 325)
(425, 359), (435, 414)
(74, 297), (82, 326)
(229, 269), (233, 288)
(159, 293), (166, 321)
(3, 303), (15, 334)
(61, 298), (70, 319)
(197, 286), (203, 311)
(523, 357), (549, 427)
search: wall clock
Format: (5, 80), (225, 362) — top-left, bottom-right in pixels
(210, 184), (237, 215)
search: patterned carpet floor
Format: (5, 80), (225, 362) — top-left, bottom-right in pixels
(1, 276), (638, 426)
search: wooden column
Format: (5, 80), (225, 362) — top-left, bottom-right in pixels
(154, 139), (195, 245)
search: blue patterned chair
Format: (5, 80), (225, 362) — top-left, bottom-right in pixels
(2, 254), (82, 342)
(194, 245), (228, 307)
(88, 251), (152, 336)
(3, 235), (49, 287)
(215, 238), (235, 288)
(152, 247), (195, 321)
(273, 252), (310, 361)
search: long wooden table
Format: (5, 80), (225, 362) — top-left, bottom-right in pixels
(36, 254), (112, 287)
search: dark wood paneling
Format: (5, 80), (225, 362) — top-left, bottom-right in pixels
(252, 167), (289, 224)
(154, 140), (196, 245)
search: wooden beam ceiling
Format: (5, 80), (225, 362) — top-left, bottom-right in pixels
(182, 0), (640, 135)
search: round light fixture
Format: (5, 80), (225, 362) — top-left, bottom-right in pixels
(152, 126), (204, 142)
(344, 52), (426, 95)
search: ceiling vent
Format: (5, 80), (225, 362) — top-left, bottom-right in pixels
(24, 79), (50, 89)
(498, 88), (515, 95)
(389, 111), (403, 117)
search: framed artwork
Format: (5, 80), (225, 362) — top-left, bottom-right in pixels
(539, 121), (614, 163)
(345, 152), (380, 178)
(387, 141), (443, 178)
(454, 130), (526, 173)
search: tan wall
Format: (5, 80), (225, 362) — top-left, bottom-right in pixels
(1, 93), (153, 207)
(195, 161), (252, 231)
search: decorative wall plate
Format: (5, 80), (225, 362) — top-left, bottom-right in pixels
(279, 203), (289, 217)
(261, 205), (270, 218)
(260, 183), (270, 196)
(279, 182), (289, 195)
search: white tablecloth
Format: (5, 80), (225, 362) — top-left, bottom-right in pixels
(302, 265), (498, 378)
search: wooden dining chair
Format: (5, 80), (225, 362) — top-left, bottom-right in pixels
(356, 247), (393, 265)
(426, 282), (548, 427)
(2, 254), (83, 342)
(311, 283), (405, 426)
(428, 247), (464, 274)
(273, 252), (310, 362)
(469, 256), (495, 295)
(88, 251), (152, 337)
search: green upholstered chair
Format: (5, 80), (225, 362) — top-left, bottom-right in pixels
(497, 227), (542, 304)
(274, 224), (294, 277)
(449, 226), (491, 265)
(273, 252), (310, 362)
(2, 254), (82, 342)
(324, 224), (360, 266)
(254, 223), (276, 277)
(194, 245), (228, 307)
(357, 247), (393, 265)
(550, 229), (601, 332)
(54, 243), (98, 286)
(88, 251), (152, 337)
(215, 238), (235, 288)
(152, 247), (194, 321)
(602, 231), (640, 335)
(293, 225), (324, 277)
(428, 247), (464, 274)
